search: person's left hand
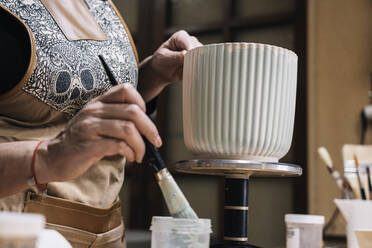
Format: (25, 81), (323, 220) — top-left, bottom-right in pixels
(150, 30), (202, 83)
(138, 30), (202, 102)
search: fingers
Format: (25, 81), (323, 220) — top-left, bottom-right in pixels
(79, 84), (163, 163)
(83, 101), (162, 148)
(92, 138), (136, 163)
(94, 119), (145, 163)
(169, 30), (203, 51)
(93, 103), (161, 147)
(189, 35), (203, 49)
(94, 84), (146, 112)
(158, 48), (185, 68)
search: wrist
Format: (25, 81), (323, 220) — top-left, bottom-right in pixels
(139, 56), (168, 87)
(138, 56), (169, 102)
(34, 139), (54, 184)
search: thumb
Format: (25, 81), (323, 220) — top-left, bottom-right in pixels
(163, 48), (186, 67)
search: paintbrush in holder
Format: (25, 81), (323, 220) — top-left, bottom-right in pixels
(318, 146), (353, 199)
(367, 166), (372, 198)
(343, 144), (372, 200)
(354, 154), (367, 200)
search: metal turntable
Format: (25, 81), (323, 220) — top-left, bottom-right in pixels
(172, 159), (302, 248)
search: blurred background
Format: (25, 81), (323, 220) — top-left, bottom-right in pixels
(112, 0), (372, 247)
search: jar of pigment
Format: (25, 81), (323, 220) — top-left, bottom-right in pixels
(150, 216), (212, 248)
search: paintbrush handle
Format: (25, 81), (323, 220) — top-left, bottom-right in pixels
(361, 187), (367, 200)
(356, 167), (367, 200)
(356, 174), (366, 200)
(98, 55), (118, 85)
(143, 137), (166, 172)
(99, 54), (167, 172)
(367, 167), (372, 197)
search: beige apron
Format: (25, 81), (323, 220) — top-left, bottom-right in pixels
(25, 193), (126, 248)
(0, 0), (139, 246)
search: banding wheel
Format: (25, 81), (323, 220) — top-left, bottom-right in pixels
(172, 159), (302, 248)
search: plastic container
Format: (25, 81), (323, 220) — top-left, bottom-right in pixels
(0, 212), (45, 248)
(150, 216), (212, 248)
(285, 214), (324, 248)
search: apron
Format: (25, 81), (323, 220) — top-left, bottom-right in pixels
(0, 0), (138, 246)
(24, 193), (126, 248)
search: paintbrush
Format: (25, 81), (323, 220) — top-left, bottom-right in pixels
(367, 166), (372, 200)
(353, 154), (367, 200)
(98, 55), (198, 219)
(318, 147), (353, 199)
(143, 139), (198, 218)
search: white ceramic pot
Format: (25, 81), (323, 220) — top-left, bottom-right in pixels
(183, 43), (298, 162)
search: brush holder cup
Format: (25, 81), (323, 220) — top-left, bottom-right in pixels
(183, 43), (298, 162)
(335, 199), (372, 248)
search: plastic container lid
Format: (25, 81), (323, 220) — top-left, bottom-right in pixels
(150, 216), (212, 234)
(285, 214), (324, 225)
(0, 212), (45, 238)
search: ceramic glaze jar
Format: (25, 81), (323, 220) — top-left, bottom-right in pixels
(183, 43), (298, 162)
(150, 216), (212, 248)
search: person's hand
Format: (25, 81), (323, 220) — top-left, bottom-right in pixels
(138, 30), (202, 102)
(150, 30), (203, 84)
(38, 84), (161, 183)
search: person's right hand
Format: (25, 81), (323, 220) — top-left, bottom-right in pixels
(37, 84), (162, 183)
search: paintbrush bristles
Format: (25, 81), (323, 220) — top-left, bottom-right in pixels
(156, 168), (198, 219)
(173, 206), (198, 219)
(318, 146), (354, 199)
(318, 147), (333, 169)
(354, 154), (360, 168)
